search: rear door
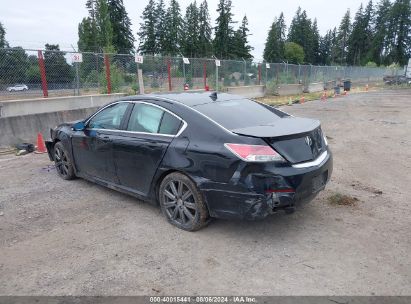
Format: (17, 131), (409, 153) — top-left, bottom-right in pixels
(113, 102), (183, 196)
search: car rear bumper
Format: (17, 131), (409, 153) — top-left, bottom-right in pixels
(201, 150), (333, 220)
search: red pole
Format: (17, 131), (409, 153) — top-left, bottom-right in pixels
(258, 64), (262, 85)
(203, 62), (207, 89)
(167, 59), (172, 91)
(37, 50), (48, 98)
(104, 54), (111, 94)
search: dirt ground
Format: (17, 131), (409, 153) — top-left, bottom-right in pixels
(0, 89), (410, 296)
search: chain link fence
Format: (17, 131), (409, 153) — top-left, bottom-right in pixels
(0, 47), (403, 101)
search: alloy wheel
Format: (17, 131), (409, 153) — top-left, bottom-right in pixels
(54, 146), (70, 177)
(163, 180), (197, 226)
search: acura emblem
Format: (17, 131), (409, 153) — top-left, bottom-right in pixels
(305, 136), (312, 147)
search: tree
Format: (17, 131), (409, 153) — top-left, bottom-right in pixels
(214, 0), (235, 59)
(311, 19), (321, 64)
(231, 15), (253, 59)
(334, 9), (351, 65)
(155, 0), (167, 53)
(43, 44), (73, 84)
(198, 0), (213, 57)
(370, 0), (392, 65)
(0, 22), (8, 48)
(163, 0), (184, 56)
(319, 29), (333, 65)
(183, 1), (200, 57)
(387, 0), (411, 65)
(96, 0), (114, 52)
(0, 47), (29, 84)
(287, 8), (315, 63)
(78, 0), (114, 52)
(347, 1), (374, 65)
(138, 0), (157, 54)
(108, 0), (134, 54)
(263, 13), (286, 62)
(284, 42), (305, 64)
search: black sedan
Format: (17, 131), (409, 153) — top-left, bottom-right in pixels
(45, 92), (332, 231)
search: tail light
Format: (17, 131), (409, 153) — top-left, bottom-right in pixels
(224, 143), (286, 162)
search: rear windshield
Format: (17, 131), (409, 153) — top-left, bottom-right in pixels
(194, 99), (281, 130)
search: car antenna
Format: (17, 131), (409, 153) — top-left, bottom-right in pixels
(210, 92), (217, 101)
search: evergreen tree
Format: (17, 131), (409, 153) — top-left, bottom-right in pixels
(198, 0), (213, 57)
(231, 15), (253, 59)
(163, 0), (184, 56)
(319, 30), (333, 65)
(370, 0), (392, 65)
(334, 9), (351, 65)
(155, 0), (167, 53)
(347, 1), (374, 65)
(214, 0), (235, 59)
(311, 19), (321, 64)
(287, 8), (315, 63)
(0, 22), (8, 48)
(387, 0), (411, 65)
(78, 0), (113, 52)
(96, 0), (114, 51)
(138, 0), (158, 54)
(108, 0), (134, 54)
(263, 13), (286, 62)
(183, 1), (200, 57)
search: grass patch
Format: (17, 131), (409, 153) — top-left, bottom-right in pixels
(327, 193), (359, 206)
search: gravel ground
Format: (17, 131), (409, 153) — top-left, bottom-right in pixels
(0, 90), (410, 296)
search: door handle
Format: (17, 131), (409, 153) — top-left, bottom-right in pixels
(99, 135), (112, 143)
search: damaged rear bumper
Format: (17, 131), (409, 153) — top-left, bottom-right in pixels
(201, 150), (333, 220)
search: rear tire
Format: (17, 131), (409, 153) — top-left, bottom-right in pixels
(159, 172), (209, 231)
(53, 142), (75, 180)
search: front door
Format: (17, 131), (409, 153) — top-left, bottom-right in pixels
(72, 102), (131, 183)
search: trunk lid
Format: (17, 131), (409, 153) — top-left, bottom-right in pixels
(231, 117), (326, 164)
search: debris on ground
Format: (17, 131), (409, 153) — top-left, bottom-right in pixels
(327, 193), (359, 206)
(16, 150), (28, 156)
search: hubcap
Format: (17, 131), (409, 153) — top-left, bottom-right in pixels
(163, 180), (197, 225)
(54, 146), (69, 176)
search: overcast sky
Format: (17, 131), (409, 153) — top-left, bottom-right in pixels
(1, 0), (367, 59)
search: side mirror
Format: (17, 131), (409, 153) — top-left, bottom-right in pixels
(72, 121), (86, 131)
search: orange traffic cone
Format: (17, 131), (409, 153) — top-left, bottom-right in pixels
(300, 96), (305, 104)
(35, 133), (47, 154)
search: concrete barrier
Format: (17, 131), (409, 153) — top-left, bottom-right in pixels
(0, 107), (100, 147)
(226, 85), (266, 98)
(306, 82), (324, 93)
(0, 93), (125, 118)
(276, 84), (303, 96)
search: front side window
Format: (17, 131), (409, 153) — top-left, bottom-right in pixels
(127, 103), (182, 135)
(88, 103), (129, 130)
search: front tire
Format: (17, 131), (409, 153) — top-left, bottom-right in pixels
(159, 172), (209, 231)
(53, 142), (75, 180)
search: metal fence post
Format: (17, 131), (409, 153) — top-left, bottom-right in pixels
(258, 63), (262, 85)
(203, 62), (207, 89)
(104, 54), (111, 94)
(75, 62), (80, 96)
(167, 59), (172, 91)
(37, 50), (48, 98)
(215, 61), (219, 92)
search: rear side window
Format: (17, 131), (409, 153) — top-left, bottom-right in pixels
(127, 103), (182, 135)
(194, 99), (281, 130)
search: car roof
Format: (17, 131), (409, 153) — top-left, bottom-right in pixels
(126, 92), (247, 107)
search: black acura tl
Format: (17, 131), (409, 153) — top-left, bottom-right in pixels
(45, 92), (332, 231)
